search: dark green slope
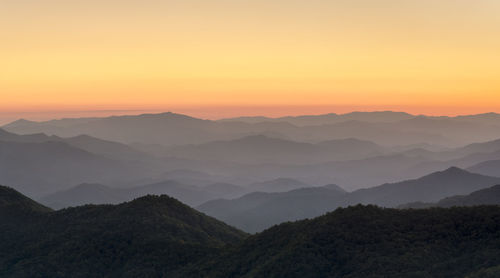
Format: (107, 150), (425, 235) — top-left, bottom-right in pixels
(0, 185), (52, 218)
(0, 193), (247, 278)
(185, 205), (500, 278)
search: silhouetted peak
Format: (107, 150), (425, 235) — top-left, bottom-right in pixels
(418, 167), (474, 181)
(442, 166), (467, 174)
(323, 184), (346, 193)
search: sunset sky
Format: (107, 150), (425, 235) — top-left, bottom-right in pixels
(1, 0), (500, 123)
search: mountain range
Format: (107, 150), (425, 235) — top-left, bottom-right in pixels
(3, 185), (500, 277)
(199, 167), (500, 232)
(6, 111), (500, 146)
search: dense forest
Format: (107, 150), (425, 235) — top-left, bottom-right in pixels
(2, 185), (500, 277)
(0, 185), (246, 277)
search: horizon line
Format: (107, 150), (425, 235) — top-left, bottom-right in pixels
(1, 108), (500, 126)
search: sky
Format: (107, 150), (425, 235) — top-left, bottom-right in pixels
(1, 0), (500, 123)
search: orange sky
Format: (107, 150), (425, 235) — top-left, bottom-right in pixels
(1, 0), (500, 122)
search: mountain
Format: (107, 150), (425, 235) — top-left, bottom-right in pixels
(3, 112), (255, 146)
(456, 138), (500, 156)
(453, 112), (500, 125)
(348, 167), (500, 207)
(39, 183), (124, 209)
(184, 205), (500, 277)
(467, 159), (500, 177)
(0, 140), (137, 198)
(0, 128), (149, 161)
(249, 178), (310, 193)
(166, 135), (384, 164)
(201, 182), (249, 199)
(5, 186), (500, 277)
(167, 135), (318, 164)
(40, 180), (250, 209)
(0, 185), (52, 219)
(0, 188), (247, 277)
(6, 111), (495, 147)
(323, 183), (346, 193)
(219, 111), (415, 125)
(199, 168), (500, 232)
(198, 185), (347, 233)
(401, 184), (500, 208)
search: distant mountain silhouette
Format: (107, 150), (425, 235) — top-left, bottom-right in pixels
(165, 135), (384, 164)
(199, 168), (500, 232)
(3, 112), (245, 145)
(248, 177), (310, 193)
(6, 111), (500, 147)
(348, 167), (500, 207)
(0, 128), (149, 161)
(400, 184), (500, 208)
(0, 188), (247, 277)
(467, 159), (500, 177)
(40, 180), (250, 209)
(322, 183), (346, 193)
(198, 185), (347, 233)
(219, 111), (415, 125)
(39, 183), (124, 209)
(453, 112), (500, 125)
(0, 140), (130, 197)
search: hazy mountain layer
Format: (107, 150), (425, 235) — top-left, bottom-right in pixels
(6, 111), (500, 146)
(40, 180), (250, 209)
(401, 184), (500, 208)
(199, 168), (500, 232)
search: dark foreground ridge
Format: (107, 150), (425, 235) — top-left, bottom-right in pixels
(2, 185), (500, 277)
(0, 186), (247, 277)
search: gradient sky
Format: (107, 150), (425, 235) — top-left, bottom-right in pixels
(1, 0), (500, 122)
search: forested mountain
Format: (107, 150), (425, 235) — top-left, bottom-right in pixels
(0, 185), (52, 219)
(4, 186), (500, 277)
(0, 188), (247, 277)
(183, 205), (500, 278)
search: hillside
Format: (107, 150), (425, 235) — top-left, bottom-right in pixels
(0, 185), (52, 218)
(4, 185), (500, 277)
(0, 190), (247, 277)
(185, 205), (500, 277)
